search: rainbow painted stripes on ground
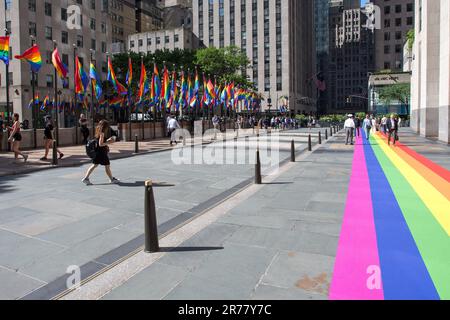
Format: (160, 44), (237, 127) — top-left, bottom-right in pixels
(329, 131), (450, 300)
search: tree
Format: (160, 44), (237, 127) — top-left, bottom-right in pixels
(378, 83), (411, 105)
(195, 46), (254, 88)
(406, 29), (415, 51)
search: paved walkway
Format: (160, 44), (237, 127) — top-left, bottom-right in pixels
(65, 131), (353, 300)
(0, 128), (323, 300)
(0, 128), (257, 177)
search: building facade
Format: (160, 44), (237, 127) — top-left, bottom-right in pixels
(315, 0), (330, 115)
(373, 0), (415, 72)
(136, 0), (164, 33)
(0, 0), (150, 128)
(328, 0), (375, 114)
(192, 0), (316, 115)
(410, 0), (450, 143)
(128, 26), (197, 54)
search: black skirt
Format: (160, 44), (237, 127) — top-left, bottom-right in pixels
(13, 132), (22, 142)
(93, 146), (110, 166)
(44, 127), (53, 140)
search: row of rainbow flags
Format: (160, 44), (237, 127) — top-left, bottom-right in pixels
(0, 37), (259, 113)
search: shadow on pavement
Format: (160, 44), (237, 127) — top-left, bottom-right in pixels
(160, 246), (224, 253)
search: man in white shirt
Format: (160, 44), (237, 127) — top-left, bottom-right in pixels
(167, 116), (181, 146)
(344, 114), (356, 145)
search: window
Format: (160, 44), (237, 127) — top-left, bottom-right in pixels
(384, 45), (390, 54)
(395, 5), (401, 14)
(45, 26), (52, 40)
(407, 17), (413, 26)
(28, 0), (36, 12)
(165, 36), (170, 44)
(62, 31), (68, 44)
(91, 39), (96, 51)
(395, 44), (402, 53)
(77, 35), (83, 47)
(395, 31), (402, 40)
(5, 0), (11, 10)
(395, 18), (402, 27)
(90, 18), (96, 30)
(61, 8), (67, 21)
(407, 3), (414, 12)
(45, 2), (52, 16)
(101, 22), (107, 33)
(90, 0), (96, 10)
(130, 40), (135, 48)
(46, 75), (53, 88)
(384, 6), (390, 15)
(101, 42), (107, 53)
(29, 22), (36, 36)
(174, 34), (179, 42)
(62, 54), (69, 68)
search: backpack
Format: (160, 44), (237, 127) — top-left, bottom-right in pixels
(86, 139), (99, 159)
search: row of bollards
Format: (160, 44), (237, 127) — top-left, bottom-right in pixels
(143, 127), (337, 254)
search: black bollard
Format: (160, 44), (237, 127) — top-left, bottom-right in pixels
(255, 150), (262, 185)
(325, 129), (328, 140)
(319, 131), (322, 145)
(135, 135), (139, 153)
(330, 127), (333, 137)
(290, 140), (295, 162)
(52, 140), (58, 165)
(144, 180), (160, 253)
(308, 134), (312, 152)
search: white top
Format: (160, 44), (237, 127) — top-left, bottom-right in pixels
(344, 118), (355, 129)
(167, 118), (180, 130)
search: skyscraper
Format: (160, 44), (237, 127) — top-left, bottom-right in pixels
(192, 0), (316, 114)
(372, 0), (415, 72)
(315, 0), (330, 114)
(328, 0), (375, 113)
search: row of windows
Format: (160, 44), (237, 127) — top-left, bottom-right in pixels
(384, 16), (414, 28)
(383, 3), (414, 15)
(130, 34), (180, 48)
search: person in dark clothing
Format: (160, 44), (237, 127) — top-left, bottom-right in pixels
(40, 116), (64, 161)
(354, 116), (361, 137)
(82, 120), (119, 186)
(386, 114), (399, 146)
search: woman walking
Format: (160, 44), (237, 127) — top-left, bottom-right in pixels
(82, 120), (119, 186)
(40, 115), (64, 161)
(7, 113), (28, 163)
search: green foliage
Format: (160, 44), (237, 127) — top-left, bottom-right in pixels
(378, 83), (411, 105)
(319, 114), (347, 123)
(112, 46), (254, 90)
(407, 29), (415, 51)
(356, 112), (367, 119)
(195, 46), (253, 89)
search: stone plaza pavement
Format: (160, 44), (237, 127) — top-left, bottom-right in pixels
(0, 127), (324, 300)
(1, 127), (444, 300)
(0, 128), (256, 177)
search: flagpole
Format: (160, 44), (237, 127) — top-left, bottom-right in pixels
(128, 55), (132, 142)
(30, 35), (37, 149)
(4, 27), (11, 152)
(141, 55), (145, 140)
(52, 40), (59, 146)
(90, 49), (95, 138)
(73, 44), (79, 144)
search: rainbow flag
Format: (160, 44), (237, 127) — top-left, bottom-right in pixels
(51, 48), (68, 79)
(178, 70), (187, 108)
(15, 45), (42, 73)
(107, 57), (127, 95)
(138, 60), (149, 103)
(161, 65), (170, 102)
(0, 36), (10, 66)
(151, 63), (161, 102)
(206, 79), (216, 100)
(75, 56), (89, 95)
(330, 131), (450, 300)
(41, 95), (50, 110)
(89, 63), (103, 100)
(186, 72), (193, 105)
(27, 99), (33, 109)
(109, 96), (124, 109)
(99, 99), (108, 109)
(126, 57), (133, 87)
(34, 93), (40, 104)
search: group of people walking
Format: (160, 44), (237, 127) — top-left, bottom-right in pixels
(344, 113), (401, 146)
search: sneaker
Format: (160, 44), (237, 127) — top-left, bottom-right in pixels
(59, 153), (64, 160)
(23, 155), (29, 163)
(110, 177), (120, 184)
(82, 178), (93, 186)
(40, 157), (48, 161)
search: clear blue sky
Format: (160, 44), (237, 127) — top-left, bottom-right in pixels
(361, 0), (368, 6)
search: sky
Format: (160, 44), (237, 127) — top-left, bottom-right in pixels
(361, 0), (369, 6)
